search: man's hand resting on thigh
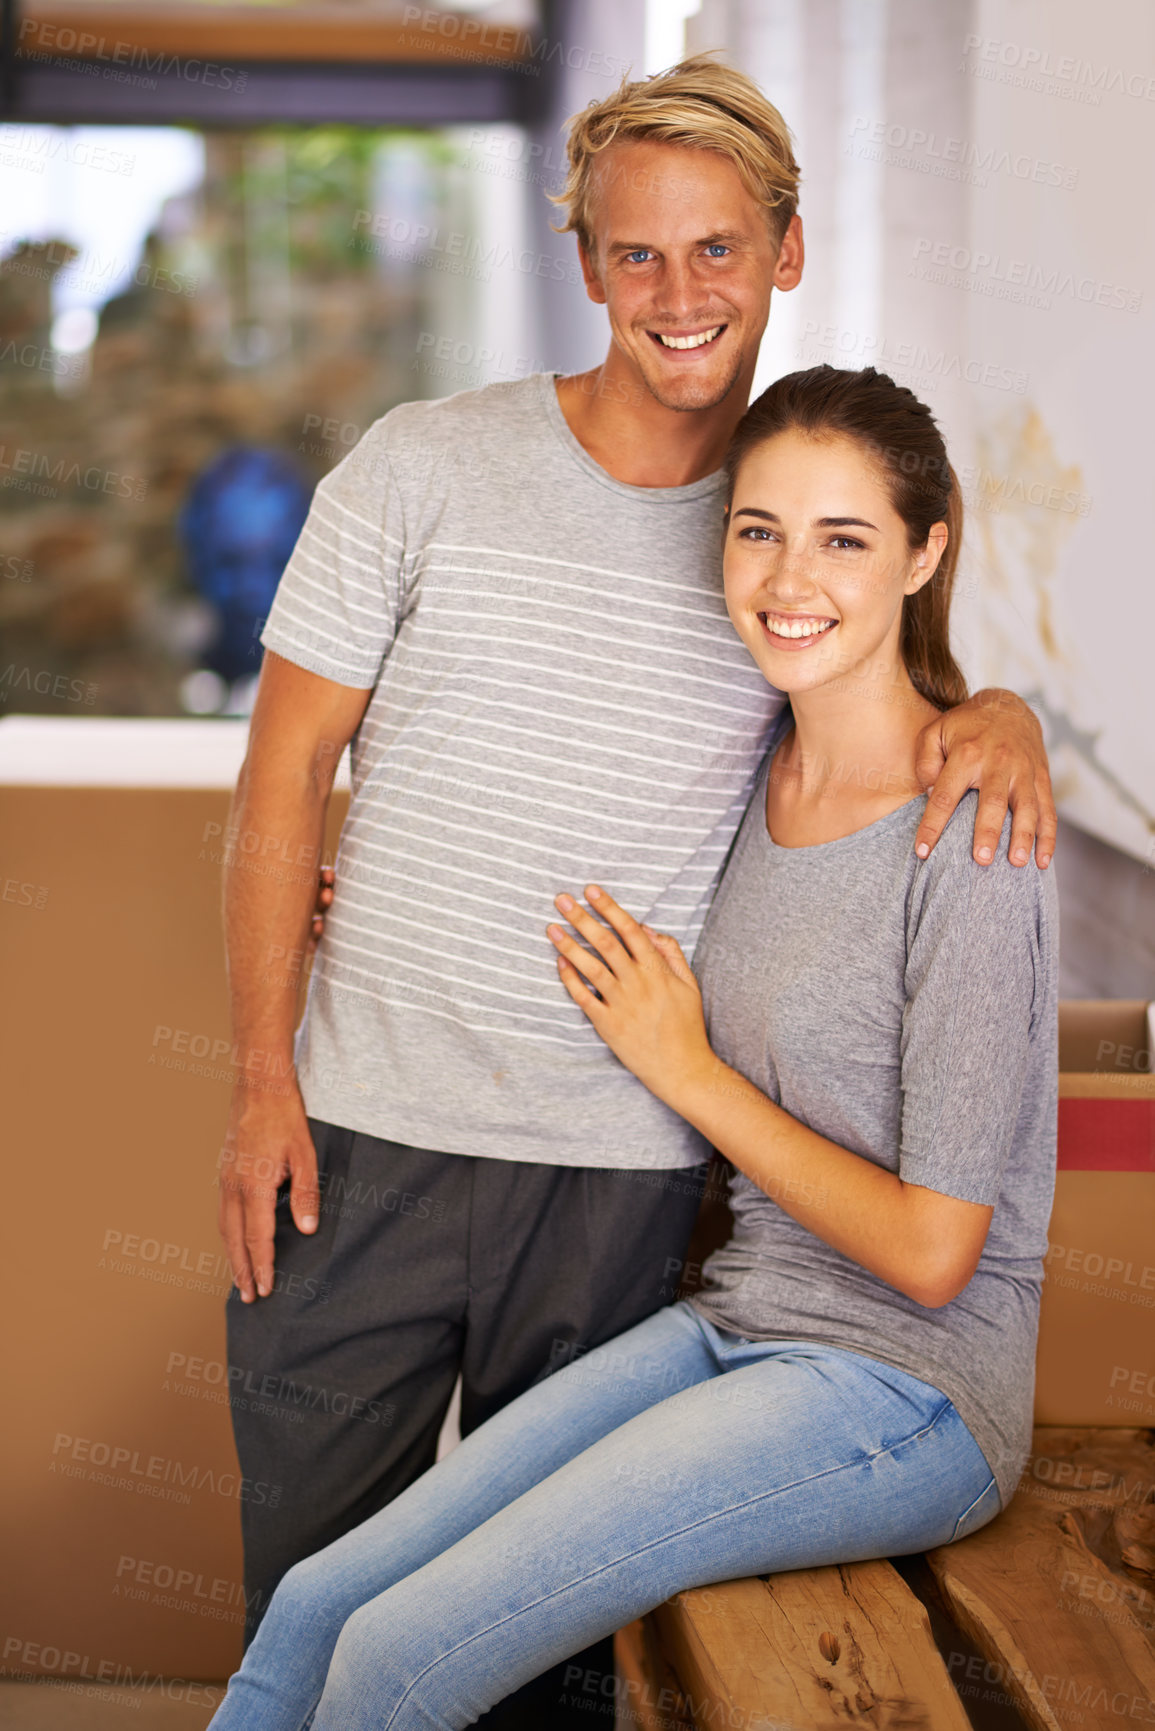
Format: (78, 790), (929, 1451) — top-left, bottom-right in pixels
(913, 688), (1055, 868)
(219, 1084), (321, 1305)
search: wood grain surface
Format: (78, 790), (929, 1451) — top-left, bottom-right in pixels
(646, 1559), (972, 1730)
(927, 1428), (1155, 1731)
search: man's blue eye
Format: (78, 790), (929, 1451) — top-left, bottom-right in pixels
(705, 245), (730, 257)
(626, 250), (653, 264)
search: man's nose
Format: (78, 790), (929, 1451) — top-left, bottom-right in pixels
(658, 256), (709, 318)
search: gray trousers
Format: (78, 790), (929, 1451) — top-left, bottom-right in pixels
(226, 1120), (707, 1724)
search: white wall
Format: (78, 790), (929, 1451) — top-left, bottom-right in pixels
(688, 0), (1154, 865)
(960, 0), (1155, 864)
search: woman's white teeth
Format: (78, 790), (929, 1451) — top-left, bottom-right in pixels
(765, 617), (835, 639)
(656, 326), (722, 349)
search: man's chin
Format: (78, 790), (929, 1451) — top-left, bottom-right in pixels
(637, 355), (747, 414)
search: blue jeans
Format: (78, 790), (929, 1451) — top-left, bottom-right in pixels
(209, 1302), (999, 1730)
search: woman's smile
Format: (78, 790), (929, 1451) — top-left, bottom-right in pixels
(758, 610), (839, 649)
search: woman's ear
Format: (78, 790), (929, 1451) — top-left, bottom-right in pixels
(905, 520), (949, 594)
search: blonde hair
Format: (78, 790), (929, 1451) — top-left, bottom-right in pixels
(550, 54), (800, 257)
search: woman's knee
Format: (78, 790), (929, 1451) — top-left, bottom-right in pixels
(328, 1599), (386, 1677)
(319, 1602), (405, 1724)
(266, 1546), (359, 1632)
(320, 1598), (494, 1731)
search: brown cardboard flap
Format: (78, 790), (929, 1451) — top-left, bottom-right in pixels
(1059, 1073), (1155, 1100)
(1058, 999), (1150, 1073)
(1037, 1172), (1155, 1427)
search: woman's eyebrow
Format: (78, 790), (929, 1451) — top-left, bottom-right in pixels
(731, 508), (879, 530)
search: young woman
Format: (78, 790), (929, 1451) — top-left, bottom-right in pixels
(208, 365), (1058, 1730)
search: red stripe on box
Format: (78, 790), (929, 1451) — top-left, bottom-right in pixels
(1057, 1098), (1155, 1170)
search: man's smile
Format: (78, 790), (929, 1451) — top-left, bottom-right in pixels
(647, 323), (728, 352)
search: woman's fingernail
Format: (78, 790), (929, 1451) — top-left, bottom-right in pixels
(587, 884), (602, 900)
(977, 845), (993, 862)
(916, 842), (929, 858)
(1038, 853), (1051, 868)
(1013, 848), (1028, 864)
(555, 893), (574, 911)
(300, 1215), (318, 1232)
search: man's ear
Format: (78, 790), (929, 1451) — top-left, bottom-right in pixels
(771, 215), (804, 293)
(578, 241), (607, 306)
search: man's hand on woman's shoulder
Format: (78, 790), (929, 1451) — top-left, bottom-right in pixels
(913, 689), (1055, 870)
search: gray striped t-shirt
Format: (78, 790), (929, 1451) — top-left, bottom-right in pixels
(261, 372), (785, 1168)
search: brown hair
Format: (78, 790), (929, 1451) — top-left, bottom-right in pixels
(550, 54), (800, 258)
(725, 365), (968, 710)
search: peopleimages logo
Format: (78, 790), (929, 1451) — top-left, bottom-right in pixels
(398, 5), (629, 79)
(114, 1553), (262, 1623)
(847, 116), (1079, 189)
(961, 34), (1155, 103)
(0, 233), (197, 299)
(50, 1431), (282, 1505)
(350, 211), (583, 286)
(797, 321), (1028, 395)
(910, 238), (1142, 314)
(0, 343), (86, 379)
(166, 1352), (397, 1426)
(0, 665), (97, 705)
(2, 1636), (222, 1706)
(0, 121), (134, 174)
(0, 444), (148, 499)
(16, 18), (249, 93)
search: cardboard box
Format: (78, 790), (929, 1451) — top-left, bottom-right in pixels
(1034, 1000), (1155, 1426)
(0, 719), (348, 1683)
(1, 718), (1150, 1676)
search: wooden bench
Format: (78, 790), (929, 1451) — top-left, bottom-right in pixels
(616, 1428), (1155, 1730)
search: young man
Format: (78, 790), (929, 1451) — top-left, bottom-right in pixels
(219, 54), (1054, 1723)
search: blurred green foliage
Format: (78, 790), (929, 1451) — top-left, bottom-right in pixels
(220, 127), (457, 277)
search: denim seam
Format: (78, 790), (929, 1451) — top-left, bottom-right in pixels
(862, 1397), (952, 1461)
(950, 1474), (999, 1540)
(379, 1397), (960, 1727)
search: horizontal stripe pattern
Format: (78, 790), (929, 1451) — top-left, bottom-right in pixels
(259, 374), (786, 1166)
